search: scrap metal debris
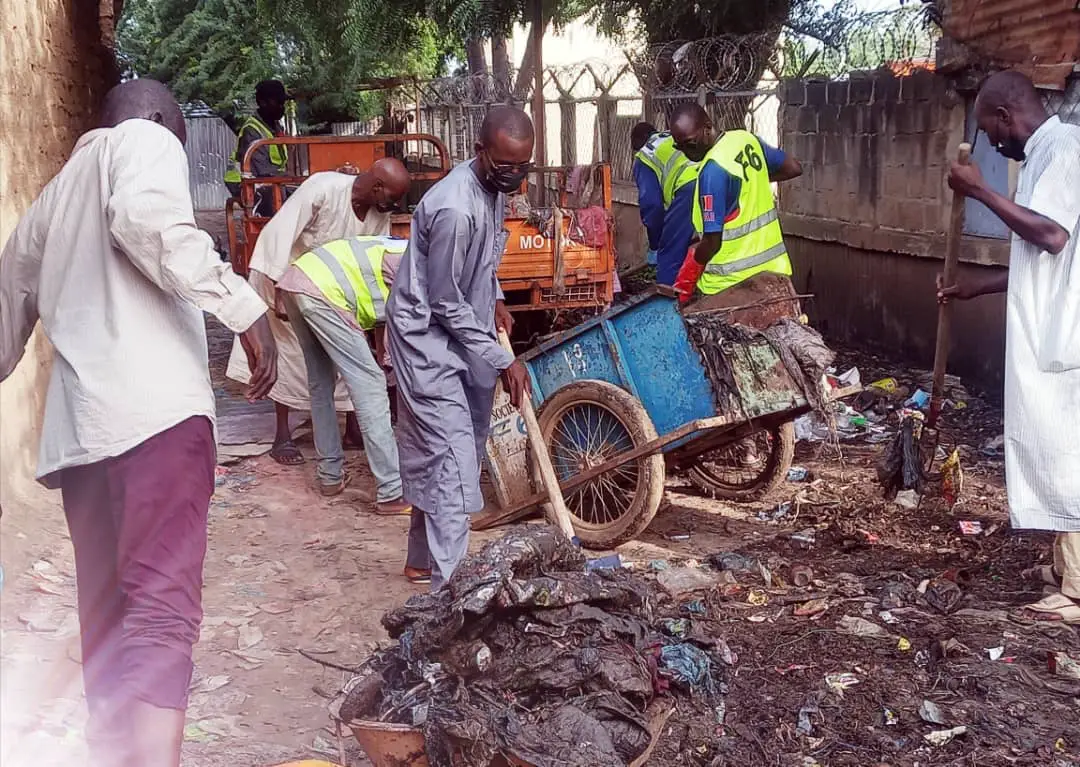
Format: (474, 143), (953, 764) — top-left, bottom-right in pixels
(331, 528), (728, 767)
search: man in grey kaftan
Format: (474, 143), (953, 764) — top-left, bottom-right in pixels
(387, 107), (534, 589)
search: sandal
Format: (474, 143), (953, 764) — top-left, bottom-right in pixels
(404, 567), (432, 585)
(1018, 592), (1080, 624)
(1021, 564), (1063, 588)
(269, 440), (305, 466)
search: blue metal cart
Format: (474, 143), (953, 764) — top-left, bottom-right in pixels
(480, 289), (813, 549)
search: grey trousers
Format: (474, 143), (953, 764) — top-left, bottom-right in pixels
(285, 292), (402, 502)
(406, 506), (470, 591)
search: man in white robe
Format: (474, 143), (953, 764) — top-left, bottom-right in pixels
(227, 159), (411, 465)
(939, 71), (1080, 623)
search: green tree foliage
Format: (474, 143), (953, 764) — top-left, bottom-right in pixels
(116, 0), (459, 125)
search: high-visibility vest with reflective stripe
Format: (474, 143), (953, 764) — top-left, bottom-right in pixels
(223, 117), (288, 184)
(691, 130), (790, 295)
(292, 236), (404, 330)
(635, 132), (693, 207)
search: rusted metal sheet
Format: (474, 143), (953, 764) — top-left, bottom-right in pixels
(944, 0), (1080, 88)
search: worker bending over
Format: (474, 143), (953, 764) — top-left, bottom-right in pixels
(277, 236), (410, 512)
(387, 105), (531, 589)
(669, 103), (802, 311)
(631, 121), (702, 285)
(226, 159), (411, 469)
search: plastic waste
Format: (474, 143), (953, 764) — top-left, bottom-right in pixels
(825, 672), (860, 692)
(958, 520), (983, 535)
(787, 466), (810, 482)
(1048, 651), (1080, 680)
(905, 389), (931, 409)
(894, 489), (920, 510)
(918, 700), (947, 725)
(942, 449), (964, 507)
(586, 554), (624, 571)
(924, 726), (967, 746)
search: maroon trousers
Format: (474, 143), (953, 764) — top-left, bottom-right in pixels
(60, 416), (215, 748)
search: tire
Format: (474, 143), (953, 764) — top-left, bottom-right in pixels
(533, 380), (666, 549)
(686, 421), (795, 501)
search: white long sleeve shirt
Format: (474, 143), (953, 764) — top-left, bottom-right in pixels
(248, 170), (391, 283)
(0, 118), (268, 485)
(1004, 116), (1080, 532)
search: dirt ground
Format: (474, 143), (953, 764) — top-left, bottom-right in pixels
(2, 316), (1078, 766)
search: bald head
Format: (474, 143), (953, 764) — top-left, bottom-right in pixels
(973, 70), (1048, 161)
(99, 79), (186, 144)
(353, 157), (411, 214)
(669, 103), (714, 162)
(479, 106), (534, 147)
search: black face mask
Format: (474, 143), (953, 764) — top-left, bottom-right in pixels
(489, 166), (529, 194)
(680, 143), (709, 162)
(994, 135), (1026, 162)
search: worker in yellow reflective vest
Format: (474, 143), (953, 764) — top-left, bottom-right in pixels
(224, 79), (290, 214)
(276, 235), (411, 514)
(631, 122), (699, 284)
(668, 103), (803, 306)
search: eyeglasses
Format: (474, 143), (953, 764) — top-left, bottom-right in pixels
(485, 152), (533, 174)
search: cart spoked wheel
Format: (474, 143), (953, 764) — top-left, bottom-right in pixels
(687, 422), (795, 501)
(533, 380), (665, 549)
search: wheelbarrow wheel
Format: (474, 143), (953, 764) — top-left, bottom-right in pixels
(533, 380), (665, 549)
(686, 422), (795, 501)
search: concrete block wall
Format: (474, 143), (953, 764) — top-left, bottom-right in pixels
(780, 70), (974, 246)
(777, 70), (1010, 395)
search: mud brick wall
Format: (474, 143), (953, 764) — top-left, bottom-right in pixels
(777, 70), (1009, 396)
(0, 0), (116, 512)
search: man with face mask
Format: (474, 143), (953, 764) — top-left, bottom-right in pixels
(632, 121), (701, 285)
(227, 158), (411, 473)
(937, 71), (1080, 624)
(668, 103), (803, 307)
(387, 105), (533, 589)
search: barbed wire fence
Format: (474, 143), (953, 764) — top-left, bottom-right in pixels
(360, 8), (938, 188)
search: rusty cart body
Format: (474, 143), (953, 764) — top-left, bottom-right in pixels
(480, 288), (814, 549)
(224, 134), (617, 312)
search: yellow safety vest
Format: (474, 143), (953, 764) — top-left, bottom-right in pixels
(635, 133), (692, 207)
(691, 130), (790, 295)
(224, 116), (288, 184)
(292, 237), (404, 330)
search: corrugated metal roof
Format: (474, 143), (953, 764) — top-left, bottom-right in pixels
(943, 0), (1080, 87)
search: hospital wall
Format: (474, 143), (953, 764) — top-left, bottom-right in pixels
(0, 0), (117, 510)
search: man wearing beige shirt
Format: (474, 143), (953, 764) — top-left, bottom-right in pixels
(0, 80), (276, 767)
(226, 159), (410, 466)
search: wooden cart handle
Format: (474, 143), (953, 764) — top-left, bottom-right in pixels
(497, 329), (580, 544)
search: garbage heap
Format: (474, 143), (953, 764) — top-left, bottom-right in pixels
(335, 528), (727, 767)
(684, 314), (836, 417)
